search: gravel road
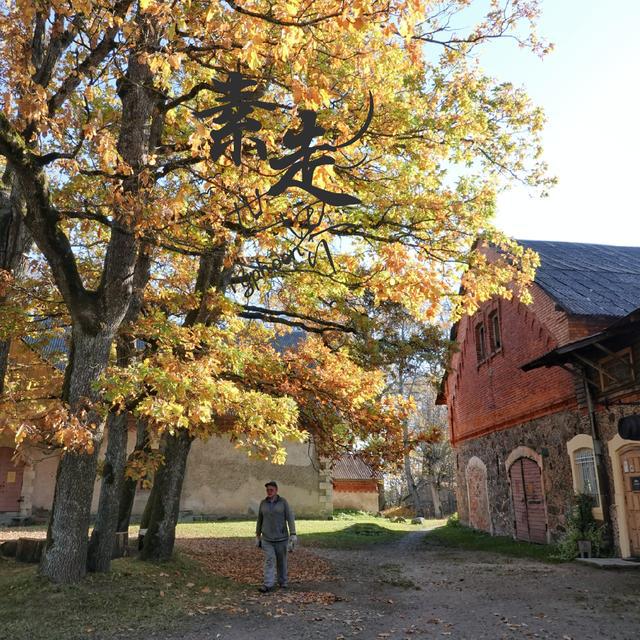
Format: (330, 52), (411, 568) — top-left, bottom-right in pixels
(145, 530), (640, 640)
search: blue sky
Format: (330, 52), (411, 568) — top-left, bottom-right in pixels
(476, 0), (640, 246)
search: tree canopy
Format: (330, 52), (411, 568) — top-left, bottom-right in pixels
(0, 0), (549, 582)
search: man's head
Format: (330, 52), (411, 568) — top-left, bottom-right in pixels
(265, 481), (278, 499)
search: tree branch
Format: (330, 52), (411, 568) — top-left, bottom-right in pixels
(223, 0), (344, 27)
(240, 305), (355, 334)
(46, 1), (134, 117)
(0, 112), (96, 327)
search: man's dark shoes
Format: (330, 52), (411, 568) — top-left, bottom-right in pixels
(278, 584), (287, 589)
(258, 585), (275, 593)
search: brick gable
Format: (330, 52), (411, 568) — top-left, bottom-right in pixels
(445, 285), (581, 444)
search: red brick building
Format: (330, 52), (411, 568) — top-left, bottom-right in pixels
(439, 240), (640, 556)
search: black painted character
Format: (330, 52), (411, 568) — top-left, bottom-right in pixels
(267, 93), (374, 207)
(196, 72), (277, 166)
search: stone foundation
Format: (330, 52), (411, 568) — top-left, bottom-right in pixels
(454, 408), (585, 540)
(454, 400), (640, 556)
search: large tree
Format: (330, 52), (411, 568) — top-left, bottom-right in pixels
(1, 0), (548, 583)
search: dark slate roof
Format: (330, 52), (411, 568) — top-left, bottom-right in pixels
(518, 240), (640, 318)
(22, 326), (146, 371)
(331, 454), (378, 480)
(271, 330), (305, 353)
(22, 334), (69, 371)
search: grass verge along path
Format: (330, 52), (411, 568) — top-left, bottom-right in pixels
(0, 553), (238, 640)
(168, 512), (445, 548)
(426, 522), (560, 562)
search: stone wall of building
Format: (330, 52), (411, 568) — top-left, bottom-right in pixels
(11, 434), (331, 521)
(454, 382), (640, 556)
(180, 436), (329, 518)
(333, 489), (379, 513)
(454, 408), (587, 539)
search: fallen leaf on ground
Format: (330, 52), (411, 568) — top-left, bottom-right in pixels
(178, 538), (333, 584)
(277, 590), (340, 605)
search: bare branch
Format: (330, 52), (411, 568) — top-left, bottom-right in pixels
(240, 304), (355, 334)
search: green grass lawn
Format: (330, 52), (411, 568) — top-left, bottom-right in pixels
(170, 511), (446, 548)
(426, 521), (561, 563)
(0, 553), (238, 640)
(0, 512), (444, 550)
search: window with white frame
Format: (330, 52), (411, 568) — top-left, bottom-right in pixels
(574, 448), (600, 506)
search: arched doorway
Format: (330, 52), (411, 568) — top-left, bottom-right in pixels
(508, 455), (547, 543)
(0, 447), (24, 512)
(620, 446), (640, 557)
(466, 457), (491, 532)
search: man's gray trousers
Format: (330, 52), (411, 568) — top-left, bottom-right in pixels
(262, 539), (288, 587)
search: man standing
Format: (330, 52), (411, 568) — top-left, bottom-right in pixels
(255, 481), (297, 592)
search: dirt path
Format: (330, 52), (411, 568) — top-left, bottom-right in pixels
(136, 531), (640, 640)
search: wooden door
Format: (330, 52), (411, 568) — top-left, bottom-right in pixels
(467, 464), (490, 532)
(509, 457), (547, 543)
(0, 447), (24, 512)
(621, 447), (640, 556)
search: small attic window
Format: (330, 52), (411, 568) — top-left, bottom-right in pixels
(475, 322), (486, 363)
(489, 311), (502, 352)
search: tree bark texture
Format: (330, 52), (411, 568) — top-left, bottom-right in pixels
(88, 327), (150, 571)
(39, 330), (113, 583)
(117, 416), (150, 532)
(140, 429), (193, 561)
(0, 182), (32, 394)
(0, 338), (9, 396)
(427, 478), (443, 518)
(87, 410), (129, 572)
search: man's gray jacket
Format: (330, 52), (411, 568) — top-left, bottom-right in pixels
(256, 496), (296, 542)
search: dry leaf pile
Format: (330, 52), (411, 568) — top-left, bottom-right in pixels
(274, 591), (340, 605)
(244, 590), (341, 606)
(178, 537), (334, 585)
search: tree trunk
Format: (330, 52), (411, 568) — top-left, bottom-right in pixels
(403, 423), (425, 517)
(0, 338), (9, 395)
(426, 477), (443, 518)
(87, 410), (129, 572)
(140, 429), (193, 561)
(39, 329), (113, 583)
(139, 250), (226, 560)
(117, 416), (150, 533)
(139, 479), (155, 531)
(0, 182), (31, 394)
(87, 340), (149, 573)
